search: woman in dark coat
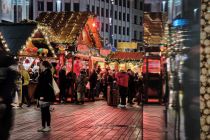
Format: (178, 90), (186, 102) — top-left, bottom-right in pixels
(76, 70), (87, 104)
(89, 69), (97, 101)
(34, 61), (55, 132)
(58, 67), (67, 103)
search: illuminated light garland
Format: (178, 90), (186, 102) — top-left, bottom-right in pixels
(36, 12), (103, 45)
(0, 32), (10, 52)
(19, 25), (57, 58)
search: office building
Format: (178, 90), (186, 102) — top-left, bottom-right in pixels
(0, 0), (31, 23)
(32, 0), (143, 47)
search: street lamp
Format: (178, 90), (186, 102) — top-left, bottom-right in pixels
(162, 1), (166, 13)
(110, 0), (114, 47)
(56, 0), (62, 12)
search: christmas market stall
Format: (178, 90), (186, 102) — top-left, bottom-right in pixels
(0, 23), (57, 103)
(106, 52), (144, 73)
(142, 47), (166, 104)
(36, 12), (104, 75)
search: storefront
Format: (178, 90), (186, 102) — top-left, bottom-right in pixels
(106, 52), (144, 74)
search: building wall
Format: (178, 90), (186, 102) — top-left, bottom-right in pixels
(33, 0), (143, 47)
(167, 0), (182, 23)
(144, 0), (162, 12)
(0, 1), (2, 23)
(0, 0), (30, 23)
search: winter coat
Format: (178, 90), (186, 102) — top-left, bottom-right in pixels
(34, 69), (55, 102)
(76, 74), (87, 93)
(89, 71), (97, 89)
(58, 69), (67, 89)
(21, 70), (30, 86)
(116, 72), (129, 87)
(66, 72), (76, 87)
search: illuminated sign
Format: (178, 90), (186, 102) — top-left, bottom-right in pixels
(172, 19), (189, 27)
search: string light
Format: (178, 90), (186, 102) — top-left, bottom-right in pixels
(0, 32), (10, 52)
(19, 25), (57, 58)
(36, 12), (103, 46)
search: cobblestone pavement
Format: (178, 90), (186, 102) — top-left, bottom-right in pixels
(10, 101), (142, 140)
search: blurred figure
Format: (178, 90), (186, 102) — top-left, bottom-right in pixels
(66, 70), (77, 103)
(19, 65), (31, 107)
(116, 70), (129, 108)
(34, 61), (56, 132)
(58, 66), (67, 103)
(127, 69), (135, 105)
(134, 73), (144, 105)
(102, 70), (108, 100)
(89, 69), (97, 101)
(15, 71), (22, 107)
(0, 54), (18, 140)
(76, 70), (87, 104)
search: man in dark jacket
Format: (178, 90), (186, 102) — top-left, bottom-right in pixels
(0, 54), (18, 140)
(89, 69), (97, 101)
(127, 69), (135, 105)
(58, 67), (67, 103)
(66, 71), (77, 103)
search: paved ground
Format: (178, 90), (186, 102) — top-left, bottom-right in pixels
(10, 101), (143, 140)
(143, 105), (165, 140)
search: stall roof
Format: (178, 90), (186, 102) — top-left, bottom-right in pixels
(145, 47), (161, 52)
(108, 52), (144, 61)
(144, 12), (165, 45)
(36, 12), (103, 48)
(0, 23), (37, 55)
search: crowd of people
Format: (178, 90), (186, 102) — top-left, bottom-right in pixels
(1, 57), (145, 136)
(55, 65), (144, 107)
(13, 61), (145, 109)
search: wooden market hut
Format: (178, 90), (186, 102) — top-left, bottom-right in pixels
(0, 23), (57, 101)
(36, 12), (104, 73)
(106, 52), (144, 72)
(0, 23), (57, 58)
(144, 12), (164, 46)
(36, 12), (103, 50)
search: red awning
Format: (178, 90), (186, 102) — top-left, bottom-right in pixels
(109, 52), (144, 61)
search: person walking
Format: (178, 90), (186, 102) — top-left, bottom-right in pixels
(0, 53), (18, 140)
(19, 65), (31, 107)
(58, 67), (67, 103)
(34, 61), (56, 132)
(89, 69), (97, 101)
(116, 70), (129, 108)
(76, 70), (87, 104)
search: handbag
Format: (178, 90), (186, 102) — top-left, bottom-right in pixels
(49, 78), (60, 96)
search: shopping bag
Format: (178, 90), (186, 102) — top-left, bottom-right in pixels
(52, 78), (60, 96)
(86, 82), (90, 90)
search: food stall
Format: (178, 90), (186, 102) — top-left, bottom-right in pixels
(142, 47), (165, 104)
(106, 52), (144, 73)
(36, 12), (104, 75)
(18, 27), (57, 101)
(0, 23), (58, 103)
